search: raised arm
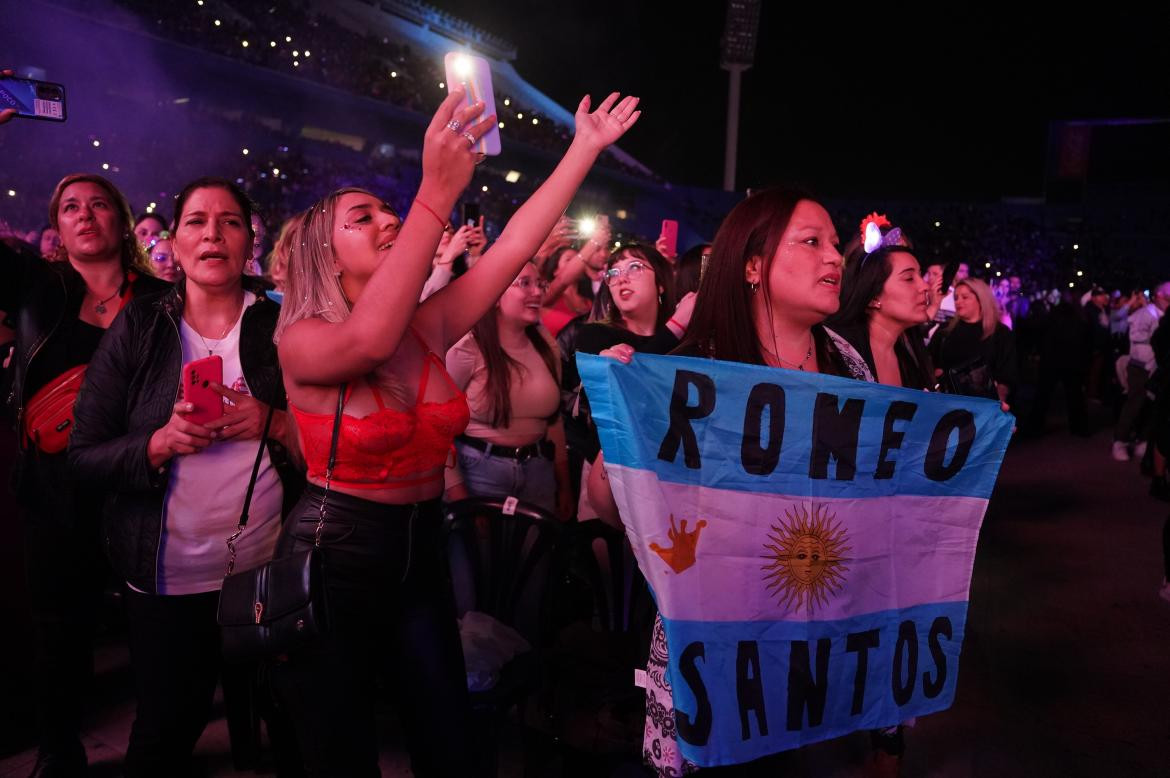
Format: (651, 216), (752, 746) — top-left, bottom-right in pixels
(279, 91), (494, 386)
(545, 221), (610, 305)
(418, 93), (641, 350)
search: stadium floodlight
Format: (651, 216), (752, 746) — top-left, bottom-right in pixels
(720, 0), (761, 192)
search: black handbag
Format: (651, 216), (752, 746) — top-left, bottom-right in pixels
(217, 385), (345, 663)
(940, 355), (998, 400)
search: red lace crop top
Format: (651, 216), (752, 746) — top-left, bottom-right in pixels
(290, 337), (470, 489)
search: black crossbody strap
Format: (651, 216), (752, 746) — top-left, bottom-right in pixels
(224, 382), (282, 577)
(312, 383), (347, 548)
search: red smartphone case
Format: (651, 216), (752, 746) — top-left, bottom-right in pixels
(183, 355), (224, 425)
(661, 219), (679, 258)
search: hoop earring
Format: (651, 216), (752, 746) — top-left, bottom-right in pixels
(750, 281), (760, 293)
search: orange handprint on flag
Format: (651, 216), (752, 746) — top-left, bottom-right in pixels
(649, 514), (708, 574)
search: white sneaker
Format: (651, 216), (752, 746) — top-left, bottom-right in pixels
(1159, 579), (1170, 604)
(1112, 441), (1131, 462)
(1135, 441), (1148, 460)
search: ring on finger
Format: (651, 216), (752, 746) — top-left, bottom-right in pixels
(446, 119), (463, 133)
(461, 131), (477, 149)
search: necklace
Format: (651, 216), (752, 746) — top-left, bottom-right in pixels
(769, 333), (815, 371)
(92, 276), (126, 315)
(196, 323), (233, 356)
(191, 305), (241, 356)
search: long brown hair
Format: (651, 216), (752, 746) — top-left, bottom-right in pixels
(677, 187), (813, 364)
(47, 173), (149, 272)
(471, 262), (559, 428)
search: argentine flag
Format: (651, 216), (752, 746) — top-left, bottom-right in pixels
(578, 352), (1013, 767)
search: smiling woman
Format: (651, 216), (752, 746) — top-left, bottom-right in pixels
(268, 87), (640, 774)
(445, 260), (570, 516)
(69, 177), (302, 776)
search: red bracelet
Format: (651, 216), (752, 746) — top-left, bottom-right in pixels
(413, 198), (449, 229)
(668, 317), (685, 332)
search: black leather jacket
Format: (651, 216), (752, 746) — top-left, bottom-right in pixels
(0, 238), (169, 497)
(68, 282), (302, 593)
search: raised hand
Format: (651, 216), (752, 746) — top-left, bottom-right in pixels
(419, 88), (496, 205)
(0, 69), (14, 125)
(672, 291), (697, 330)
(438, 224), (474, 265)
(572, 92), (641, 153)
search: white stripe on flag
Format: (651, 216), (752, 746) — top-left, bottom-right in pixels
(605, 463), (986, 623)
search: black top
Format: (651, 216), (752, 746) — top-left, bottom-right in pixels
(25, 318), (106, 399)
(562, 322), (680, 462)
(0, 238), (170, 501)
(930, 320), (1019, 388)
(566, 323), (679, 380)
(68, 283), (300, 594)
(831, 321), (934, 390)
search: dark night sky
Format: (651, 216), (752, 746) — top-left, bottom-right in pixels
(431, 2), (1167, 200)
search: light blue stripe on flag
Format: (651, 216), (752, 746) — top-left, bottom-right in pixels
(663, 601), (967, 766)
(579, 352), (1013, 500)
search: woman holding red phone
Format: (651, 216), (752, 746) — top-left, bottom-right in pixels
(0, 172), (166, 776)
(69, 177), (302, 777)
(272, 87), (639, 775)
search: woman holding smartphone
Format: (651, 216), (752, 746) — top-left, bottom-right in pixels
(69, 177), (300, 777)
(272, 88), (639, 775)
(0, 173), (166, 776)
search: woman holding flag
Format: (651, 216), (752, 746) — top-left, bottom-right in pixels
(589, 187), (870, 776)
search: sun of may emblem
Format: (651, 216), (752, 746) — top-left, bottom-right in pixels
(761, 502), (851, 615)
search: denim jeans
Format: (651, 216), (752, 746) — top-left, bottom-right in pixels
(455, 439), (556, 513)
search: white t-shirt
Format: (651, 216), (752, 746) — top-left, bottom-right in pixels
(157, 292), (283, 595)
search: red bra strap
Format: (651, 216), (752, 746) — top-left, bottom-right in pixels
(407, 326), (459, 402)
(367, 378), (387, 411)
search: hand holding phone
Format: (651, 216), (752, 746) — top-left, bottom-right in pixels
(0, 72), (66, 122)
(0, 70), (14, 125)
(444, 53), (501, 155)
(658, 219), (679, 260)
(182, 355), (224, 425)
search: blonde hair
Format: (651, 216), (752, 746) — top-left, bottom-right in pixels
(946, 277), (1000, 340)
(274, 188), (375, 345)
(265, 212), (302, 291)
(274, 188), (413, 395)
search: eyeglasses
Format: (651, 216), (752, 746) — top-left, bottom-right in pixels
(511, 277), (550, 293)
(604, 260), (649, 286)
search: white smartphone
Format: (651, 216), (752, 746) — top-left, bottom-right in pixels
(444, 52), (502, 156)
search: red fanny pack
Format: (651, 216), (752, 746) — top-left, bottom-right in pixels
(24, 365), (87, 454)
(22, 272), (138, 454)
